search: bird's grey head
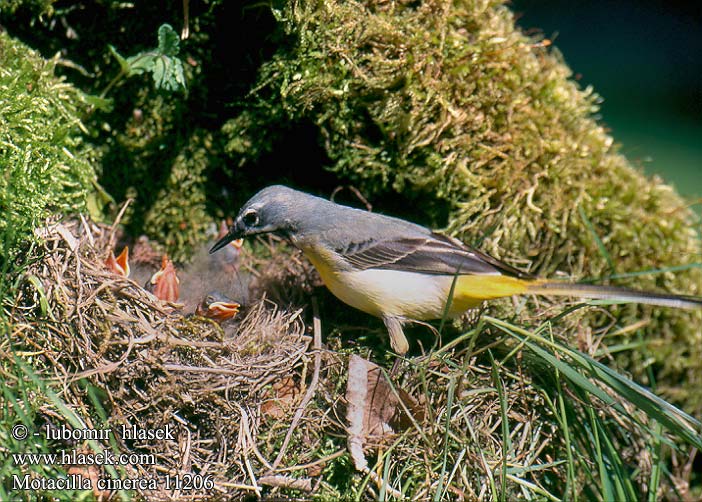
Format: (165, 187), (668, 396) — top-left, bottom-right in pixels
(210, 185), (317, 254)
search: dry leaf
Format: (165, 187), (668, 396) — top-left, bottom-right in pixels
(261, 376), (301, 419)
(66, 448), (109, 500)
(345, 355), (420, 471)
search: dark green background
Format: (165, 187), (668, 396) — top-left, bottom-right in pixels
(514, 0), (701, 210)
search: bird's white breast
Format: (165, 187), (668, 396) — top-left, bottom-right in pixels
(333, 268), (457, 319)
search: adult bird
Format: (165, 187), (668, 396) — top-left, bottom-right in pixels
(211, 185), (702, 355)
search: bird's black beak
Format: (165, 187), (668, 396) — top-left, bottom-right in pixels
(209, 226), (241, 254)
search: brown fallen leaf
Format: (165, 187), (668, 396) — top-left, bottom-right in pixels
(346, 355), (421, 471)
(261, 376), (301, 420)
(66, 448), (109, 500)
(346, 355), (415, 497)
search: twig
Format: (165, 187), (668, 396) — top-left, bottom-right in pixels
(364, 468), (403, 499)
(272, 297), (323, 469)
(236, 404), (261, 498)
(234, 402), (273, 472)
(330, 185), (373, 211)
(259, 475), (313, 492)
(107, 198), (133, 250)
(277, 449), (346, 472)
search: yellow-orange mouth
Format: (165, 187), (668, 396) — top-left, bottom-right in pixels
(197, 298), (240, 321)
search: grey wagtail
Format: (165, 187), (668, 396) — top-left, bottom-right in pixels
(210, 185), (702, 355)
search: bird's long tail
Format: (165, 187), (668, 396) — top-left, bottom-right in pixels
(525, 279), (702, 310)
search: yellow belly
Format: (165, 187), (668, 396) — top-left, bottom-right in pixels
(326, 267), (466, 319)
(301, 244), (530, 320)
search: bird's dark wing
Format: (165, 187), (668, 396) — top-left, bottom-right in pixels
(338, 232), (532, 278)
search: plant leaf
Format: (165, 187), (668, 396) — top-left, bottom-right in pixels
(151, 54), (186, 92)
(157, 23), (180, 57)
(83, 93), (114, 112)
(108, 44), (131, 74)
(122, 24), (186, 92)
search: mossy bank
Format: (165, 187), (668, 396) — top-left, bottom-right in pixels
(0, 31), (100, 258)
(222, 0), (702, 410)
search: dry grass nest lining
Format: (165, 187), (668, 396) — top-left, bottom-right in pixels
(7, 217), (653, 499)
(8, 218), (339, 499)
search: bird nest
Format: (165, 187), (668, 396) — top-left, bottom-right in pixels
(6, 217), (664, 500)
(7, 217), (345, 500)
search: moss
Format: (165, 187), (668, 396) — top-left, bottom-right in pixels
(0, 31), (99, 257)
(0, 0), (54, 16)
(142, 131), (215, 262)
(1, 0), (274, 263)
(95, 86), (220, 262)
(221, 0), (702, 410)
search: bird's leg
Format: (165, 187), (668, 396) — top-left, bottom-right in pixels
(383, 315), (408, 373)
(383, 315), (409, 355)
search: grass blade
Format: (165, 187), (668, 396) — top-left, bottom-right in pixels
(485, 316), (702, 451)
(489, 350), (509, 502)
(578, 205), (614, 274)
(434, 376), (456, 502)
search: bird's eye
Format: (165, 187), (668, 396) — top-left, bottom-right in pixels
(242, 210), (259, 227)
